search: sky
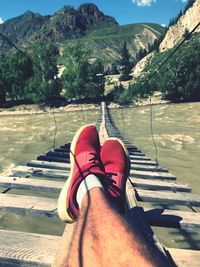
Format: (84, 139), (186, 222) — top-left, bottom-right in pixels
(0, 0), (189, 27)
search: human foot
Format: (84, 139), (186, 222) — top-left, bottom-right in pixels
(100, 138), (130, 213)
(57, 125), (105, 223)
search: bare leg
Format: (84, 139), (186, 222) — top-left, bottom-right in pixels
(53, 188), (170, 267)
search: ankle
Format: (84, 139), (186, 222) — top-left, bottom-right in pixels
(77, 174), (104, 209)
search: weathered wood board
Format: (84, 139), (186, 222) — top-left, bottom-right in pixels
(144, 207), (200, 229)
(136, 189), (200, 207)
(130, 169), (176, 180)
(0, 176), (63, 192)
(129, 177), (191, 192)
(0, 194), (57, 216)
(0, 230), (61, 267)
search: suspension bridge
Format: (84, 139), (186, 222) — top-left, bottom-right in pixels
(0, 102), (200, 266)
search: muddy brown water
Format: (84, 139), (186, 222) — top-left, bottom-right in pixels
(0, 103), (199, 249)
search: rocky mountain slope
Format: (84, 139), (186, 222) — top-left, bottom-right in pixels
(0, 3), (164, 64)
(0, 11), (48, 53)
(159, 0), (200, 51)
(131, 0), (200, 80)
(0, 4), (117, 54)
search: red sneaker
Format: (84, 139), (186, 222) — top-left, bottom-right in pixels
(58, 125), (105, 223)
(100, 138), (130, 213)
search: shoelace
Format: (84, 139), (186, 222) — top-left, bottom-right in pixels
(89, 153), (122, 195)
(88, 152), (101, 167)
(102, 172), (122, 195)
(72, 152), (103, 180)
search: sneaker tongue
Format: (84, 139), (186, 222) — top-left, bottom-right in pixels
(73, 151), (105, 177)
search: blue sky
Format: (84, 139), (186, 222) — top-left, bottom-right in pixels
(0, 0), (188, 26)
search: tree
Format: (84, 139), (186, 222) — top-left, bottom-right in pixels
(119, 42), (132, 81)
(61, 43), (104, 100)
(110, 63), (119, 75)
(26, 42), (61, 103)
(183, 28), (190, 40)
(0, 51), (33, 103)
(145, 37), (200, 102)
(137, 48), (148, 61)
(0, 42), (61, 105)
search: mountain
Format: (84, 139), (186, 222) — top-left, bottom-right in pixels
(69, 23), (164, 64)
(0, 3), (166, 66)
(159, 0), (200, 51)
(132, 0), (200, 79)
(0, 4), (118, 53)
(0, 11), (49, 53)
(126, 0), (200, 103)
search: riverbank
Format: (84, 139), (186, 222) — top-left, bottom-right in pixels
(2, 94), (195, 116)
(0, 103), (100, 116)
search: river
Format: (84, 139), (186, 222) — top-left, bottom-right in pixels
(0, 102), (199, 249)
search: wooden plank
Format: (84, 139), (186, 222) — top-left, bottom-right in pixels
(0, 230), (61, 266)
(131, 164), (168, 172)
(128, 151), (145, 156)
(37, 155), (69, 163)
(129, 177), (191, 192)
(130, 169), (176, 180)
(27, 160), (70, 170)
(46, 151), (69, 158)
(144, 207), (200, 229)
(0, 176), (64, 192)
(167, 248), (200, 267)
(127, 147), (141, 152)
(55, 148), (69, 153)
(12, 166), (68, 179)
(60, 144), (70, 149)
(129, 155), (151, 161)
(129, 160), (157, 166)
(0, 194), (57, 216)
(136, 189), (200, 207)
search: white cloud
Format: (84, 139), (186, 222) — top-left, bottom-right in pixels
(132, 0), (156, 7)
(161, 23), (166, 27)
(182, 0), (188, 2)
(0, 17), (4, 24)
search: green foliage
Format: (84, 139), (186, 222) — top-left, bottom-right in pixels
(128, 80), (151, 99)
(0, 51), (33, 103)
(0, 42), (61, 105)
(25, 43), (60, 103)
(110, 63), (119, 75)
(119, 42), (133, 81)
(137, 48), (148, 61)
(183, 28), (190, 40)
(144, 35), (200, 101)
(110, 34), (200, 104)
(83, 23), (165, 41)
(61, 43), (104, 100)
(107, 84), (132, 105)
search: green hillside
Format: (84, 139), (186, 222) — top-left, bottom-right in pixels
(111, 32), (200, 104)
(59, 23), (165, 65)
(83, 23), (165, 40)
